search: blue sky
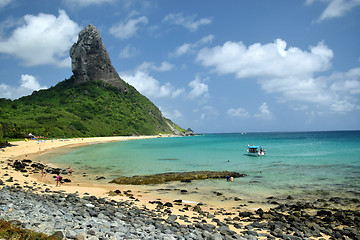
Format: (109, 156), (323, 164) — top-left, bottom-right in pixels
(0, 0), (359, 133)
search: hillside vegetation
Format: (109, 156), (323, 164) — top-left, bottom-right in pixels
(0, 76), (185, 139)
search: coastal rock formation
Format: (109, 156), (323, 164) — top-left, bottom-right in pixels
(70, 24), (128, 91)
(110, 171), (246, 185)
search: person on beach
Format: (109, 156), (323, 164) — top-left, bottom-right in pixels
(227, 175), (230, 181)
(56, 174), (62, 187)
(41, 168), (46, 178)
(68, 167), (72, 176)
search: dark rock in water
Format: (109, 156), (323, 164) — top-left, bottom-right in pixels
(70, 24), (128, 92)
(110, 171), (246, 185)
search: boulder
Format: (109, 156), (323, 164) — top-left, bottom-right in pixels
(70, 24), (128, 92)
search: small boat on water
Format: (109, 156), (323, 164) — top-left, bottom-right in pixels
(247, 145), (266, 156)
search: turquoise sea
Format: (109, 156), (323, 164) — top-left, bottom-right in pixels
(42, 131), (360, 200)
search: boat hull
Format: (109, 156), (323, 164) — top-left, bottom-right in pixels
(246, 151), (265, 156)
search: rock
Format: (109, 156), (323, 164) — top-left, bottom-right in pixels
(164, 202), (173, 207)
(74, 233), (87, 240)
(255, 208), (264, 215)
(5, 177), (13, 182)
(211, 232), (223, 240)
(96, 176), (106, 180)
(110, 171), (247, 185)
(218, 225), (236, 236)
(167, 215), (177, 222)
(51, 230), (65, 239)
(271, 228), (283, 238)
(317, 209), (332, 217)
(193, 205), (202, 213)
(238, 211), (253, 218)
(70, 24), (128, 91)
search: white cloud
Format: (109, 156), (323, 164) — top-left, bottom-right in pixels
(306, 0), (360, 21)
(227, 108), (250, 119)
(329, 68), (360, 94)
(121, 70), (184, 99)
(136, 61), (174, 72)
(197, 39), (333, 78)
(188, 75), (209, 99)
(255, 103), (273, 119)
(160, 107), (182, 119)
(199, 105), (218, 120)
(119, 45), (139, 58)
(163, 12), (212, 32)
(0, 0), (12, 8)
(172, 35), (214, 57)
(0, 74), (47, 100)
(196, 39), (360, 113)
(0, 10), (80, 67)
(62, 0), (114, 7)
(110, 16), (148, 39)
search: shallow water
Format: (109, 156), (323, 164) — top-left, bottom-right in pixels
(38, 131), (360, 200)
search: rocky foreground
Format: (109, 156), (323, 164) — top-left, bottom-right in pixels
(1, 159), (360, 239)
(0, 183), (359, 240)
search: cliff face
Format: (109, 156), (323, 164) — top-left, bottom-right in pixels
(70, 24), (128, 92)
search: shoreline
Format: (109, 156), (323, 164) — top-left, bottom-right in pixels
(1, 136), (359, 239)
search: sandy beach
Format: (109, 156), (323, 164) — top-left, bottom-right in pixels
(0, 136), (277, 212)
(0, 135), (170, 201)
(0, 136), (244, 231)
(1, 136), (359, 239)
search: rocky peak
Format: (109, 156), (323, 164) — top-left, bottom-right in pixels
(70, 24), (127, 91)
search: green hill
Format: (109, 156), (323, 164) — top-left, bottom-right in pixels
(0, 76), (185, 139)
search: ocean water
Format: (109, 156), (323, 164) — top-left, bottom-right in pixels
(43, 131), (360, 199)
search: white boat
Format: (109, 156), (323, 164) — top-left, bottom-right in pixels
(247, 145), (266, 156)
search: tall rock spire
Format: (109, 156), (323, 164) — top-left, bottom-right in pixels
(70, 24), (128, 91)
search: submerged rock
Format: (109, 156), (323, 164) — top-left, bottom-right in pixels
(109, 171), (246, 185)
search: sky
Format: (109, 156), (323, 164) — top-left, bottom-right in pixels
(0, 0), (359, 133)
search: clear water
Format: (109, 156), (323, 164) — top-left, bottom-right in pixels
(43, 131), (360, 199)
